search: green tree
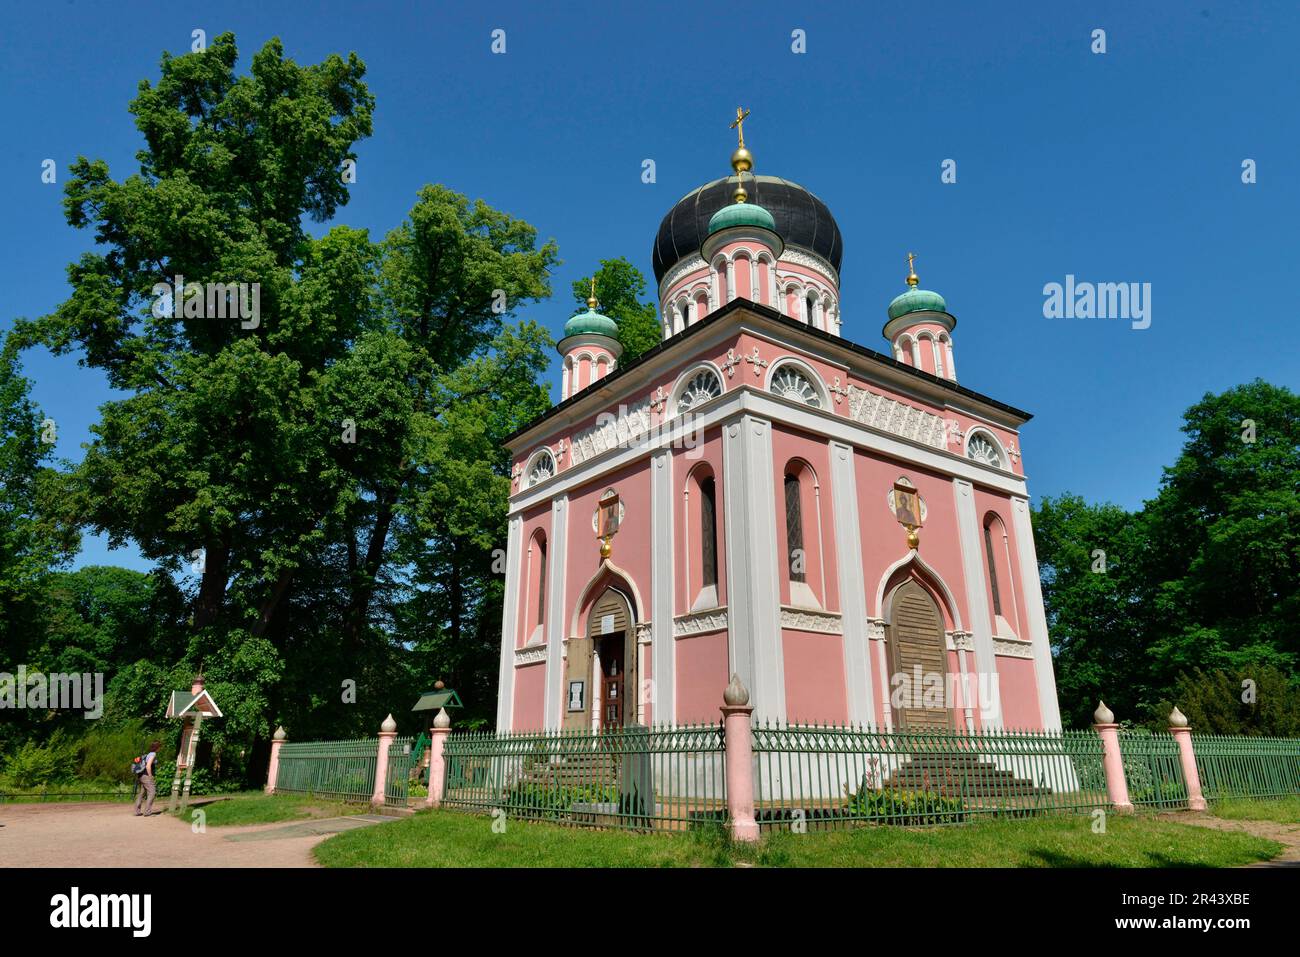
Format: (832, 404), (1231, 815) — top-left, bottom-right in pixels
(1034, 380), (1300, 727)
(571, 257), (661, 362)
(1142, 380), (1299, 683)
(0, 341), (77, 666)
(1032, 494), (1153, 728)
(8, 34), (558, 778)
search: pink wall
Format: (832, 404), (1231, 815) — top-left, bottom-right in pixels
(781, 630), (848, 723)
(512, 662), (546, 730)
(675, 630), (729, 724)
(564, 459), (654, 635)
(996, 656), (1042, 729)
(855, 450), (968, 628)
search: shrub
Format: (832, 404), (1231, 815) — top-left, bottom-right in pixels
(844, 779), (966, 825)
(2, 734), (79, 788)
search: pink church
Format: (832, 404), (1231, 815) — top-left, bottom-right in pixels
(495, 124), (1062, 735)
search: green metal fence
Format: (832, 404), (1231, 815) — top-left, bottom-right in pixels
(1193, 734), (1300, 801)
(383, 736), (416, 809)
(275, 738), (378, 802)
(440, 723), (726, 832)
(750, 721), (1110, 829)
(1116, 730), (1187, 808)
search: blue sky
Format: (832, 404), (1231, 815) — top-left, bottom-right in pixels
(2, 0), (1296, 572)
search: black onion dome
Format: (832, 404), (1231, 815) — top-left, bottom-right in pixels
(652, 174), (843, 284)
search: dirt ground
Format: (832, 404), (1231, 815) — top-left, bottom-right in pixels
(0, 801), (375, 868)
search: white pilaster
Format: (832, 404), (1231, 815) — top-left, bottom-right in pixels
(722, 413), (784, 720)
(725, 260), (736, 302)
(952, 479), (1001, 727)
(496, 515), (523, 731)
(829, 441), (875, 724)
(543, 495), (569, 729)
(1010, 496), (1063, 730)
(650, 449), (675, 724)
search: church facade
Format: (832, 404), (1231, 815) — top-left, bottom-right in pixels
(495, 118), (1062, 734)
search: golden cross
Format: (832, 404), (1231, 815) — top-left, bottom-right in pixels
(730, 107), (750, 148)
(588, 277), (598, 308)
(907, 252), (917, 274)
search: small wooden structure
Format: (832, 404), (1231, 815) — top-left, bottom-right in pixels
(166, 674), (223, 812)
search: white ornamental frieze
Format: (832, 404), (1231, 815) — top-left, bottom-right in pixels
(570, 399), (655, 467)
(846, 385), (946, 451)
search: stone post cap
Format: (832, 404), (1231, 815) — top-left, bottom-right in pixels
(381, 713), (398, 733)
(1092, 701), (1115, 725)
(272, 726), (287, 741)
(1168, 706), (1189, 729)
(433, 707), (451, 729)
(723, 673), (750, 707)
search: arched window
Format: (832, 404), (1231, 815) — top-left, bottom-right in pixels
(981, 512), (1019, 638)
(966, 430), (1005, 469)
(779, 459), (826, 608)
(675, 367), (723, 415)
(524, 529), (548, 644)
(700, 476), (718, 590)
(784, 472), (805, 585)
(686, 465), (722, 610)
(769, 363), (824, 408)
(536, 538), (548, 626)
(806, 293), (819, 329)
(526, 450), (555, 487)
(982, 517), (1002, 617)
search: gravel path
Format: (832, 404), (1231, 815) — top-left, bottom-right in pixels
(0, 801), (365, 868)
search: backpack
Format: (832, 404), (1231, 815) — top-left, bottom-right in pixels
(131, 753), (149, 776)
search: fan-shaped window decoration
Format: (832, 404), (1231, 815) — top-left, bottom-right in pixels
(966, 433), (1003, 469)
(769, 367), (822, 408)
(676, 369), (722, 414)
(527, 451), (556, 487)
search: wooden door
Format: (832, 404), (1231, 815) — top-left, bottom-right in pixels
(887, 580), (953, 730)
(600, 636), (625, 729)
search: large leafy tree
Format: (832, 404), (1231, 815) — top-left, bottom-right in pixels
(0, 343), (77, 660)
(1034, 380), (1299, 728)
(571, 257), (661, 362)
(11, 35), (558, 771)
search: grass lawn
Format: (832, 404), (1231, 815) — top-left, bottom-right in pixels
(182, 792), (372, 827)
(313, 808), (1281, 868)
(1209, 795), (1300, 824)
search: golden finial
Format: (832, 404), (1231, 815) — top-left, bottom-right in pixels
(587, 277), (598, 310)
(906, 252), (919, 288)
(729, 106), (753, 203)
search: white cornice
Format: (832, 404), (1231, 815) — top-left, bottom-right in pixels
(509, 384), (1029, 516)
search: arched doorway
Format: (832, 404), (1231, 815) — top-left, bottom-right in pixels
(886, 579), (953, 730)
(564, 587), (638, 730)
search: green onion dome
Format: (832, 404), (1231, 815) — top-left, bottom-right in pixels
(887, 286), (948, 321)
(563, 304), (619, 338)
(707, 201), (777, 236)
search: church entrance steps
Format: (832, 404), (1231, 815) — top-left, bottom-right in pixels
(884, 753), (1055, 798)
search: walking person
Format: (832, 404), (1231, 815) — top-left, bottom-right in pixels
(133, 740), (160, 816)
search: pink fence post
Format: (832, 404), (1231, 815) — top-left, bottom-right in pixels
(265, 726), (286, 794)
(720, 674), (759, 843)
(1092, 701), (1133, 814)
(425, 708), (451, 808)
(372, 714), (398, 808)
(1168, 707), (1208, 811)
